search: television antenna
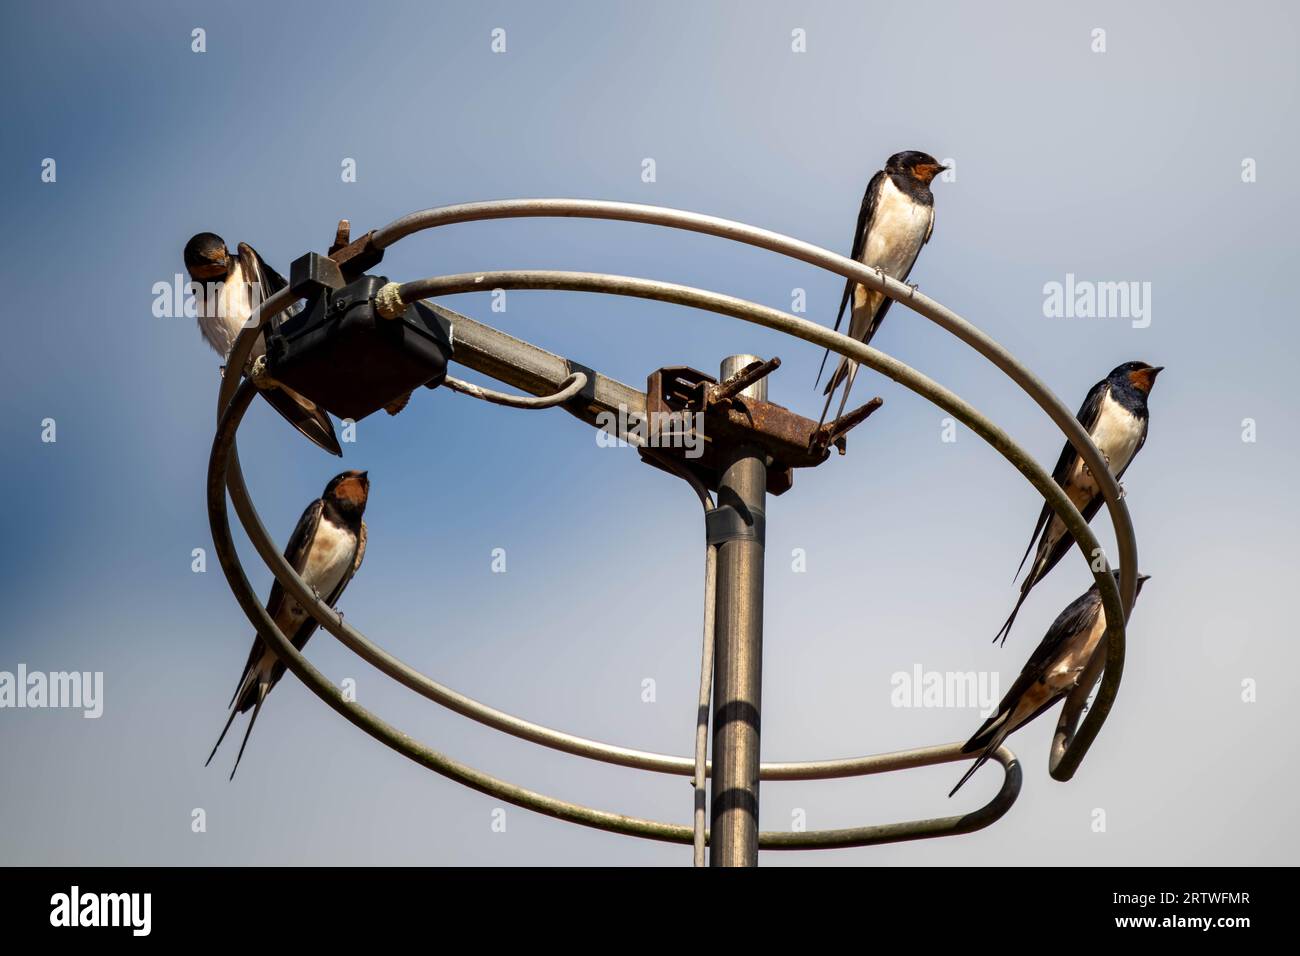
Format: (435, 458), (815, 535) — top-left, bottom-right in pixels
(206, 199), (1139, 866)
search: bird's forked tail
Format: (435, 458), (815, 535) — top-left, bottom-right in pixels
(995, 548), (1047, 646)
(949, 719), (1013, 798)
(815, 359), (859, 432)
(206, 665), (271, 780)
(227, 684), (269, 781)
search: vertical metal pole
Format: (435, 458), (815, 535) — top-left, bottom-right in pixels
(709, 354), (767, 867)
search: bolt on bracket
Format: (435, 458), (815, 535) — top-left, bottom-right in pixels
(639, 359), (882, 495)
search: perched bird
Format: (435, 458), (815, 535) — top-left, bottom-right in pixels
(206, 470), (370, 779)
(816, 150), (947, 427)
(994, 362), (1163, 645)
(951, 571), (1149, 797)
(184, 232), (342, 456)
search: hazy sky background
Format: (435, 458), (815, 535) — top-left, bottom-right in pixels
(1, 0), (1297, 865)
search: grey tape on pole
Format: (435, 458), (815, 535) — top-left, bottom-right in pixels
(705, 505), (766, 545)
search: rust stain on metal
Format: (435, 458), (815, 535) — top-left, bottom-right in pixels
(326, 225), (384, 280)
(328, 219), (352, 255)
(641, 359), (882, 496)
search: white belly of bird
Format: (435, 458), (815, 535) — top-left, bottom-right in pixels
(302, 519), (355, 602)
(196, 260), (266, 360)
(861, 176), (932, 279)
(849, 177), (933, 339)
(280, 518), (355, 631)
(1064, 389), (1145, 498)
(1039, 391), (1145, 557)
(1090, 390), (1144, 476)
(253, 519), (354, 684)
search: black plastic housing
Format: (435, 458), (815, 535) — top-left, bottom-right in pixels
(266, 260), (453, 422)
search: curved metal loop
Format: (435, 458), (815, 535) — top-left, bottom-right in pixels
(367, 198), (1138, 779)
(215, 270), (1103, 792)
(210, 198), (1134, 807)
(208, 380), (1020, 848)
(220, 367), (1005, 788)
(443, 370), (587, 408)
(372, 203), (1136, 607)
(400, 269), (1128, 779)
(373, 200), (1136, 605)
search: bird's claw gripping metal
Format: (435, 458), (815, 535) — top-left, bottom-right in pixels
(1086, 453), (1113, 483)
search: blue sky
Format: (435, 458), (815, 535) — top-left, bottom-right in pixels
(1, 0), (1297, 864)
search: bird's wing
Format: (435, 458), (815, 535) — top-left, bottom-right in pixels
(814, 171), (884, 391)
(259, 386), (343, 456)
(1057, 379), (1109, 483)
(254, 253), (290, 299)
(847, 172), (882, 265)
(353, 520), (367, 576)
(268, 516), (364, 690)
(224, 498), (322, 710)
(1035, 396), (1146, 578)
(236, 243), (298, 320)
(1013, 379), (1109, 580)
(969, 585), (1102, 751)
(211, 496), (331, 772)
(264, 498), (324, 621)
(1024, 584), (1104, 677)
(236, 244), (342, 457)
(1029, 493), (1108, 593)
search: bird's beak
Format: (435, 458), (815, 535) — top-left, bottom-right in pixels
(1150, 366), (1165, 377)
(1138, 573), (1152, 583)
(188, 258), (230, 281)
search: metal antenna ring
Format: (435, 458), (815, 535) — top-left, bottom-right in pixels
(206, 198), (1141, 855)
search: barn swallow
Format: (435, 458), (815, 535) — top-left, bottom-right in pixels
(184, 232), (342, 456)
(994, 362), (1162, 645)
(816, 150), (946, 428)
(206, 470), (369, 779)
(951, 570), (1149, 797)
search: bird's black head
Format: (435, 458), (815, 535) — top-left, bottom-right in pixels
(1108, 360), (1164, 395)
(886, 150), (947, 185)
(184, 232), (231, 281)
(324, 470), (370, 519)
(1107, 569), (1151, 597)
